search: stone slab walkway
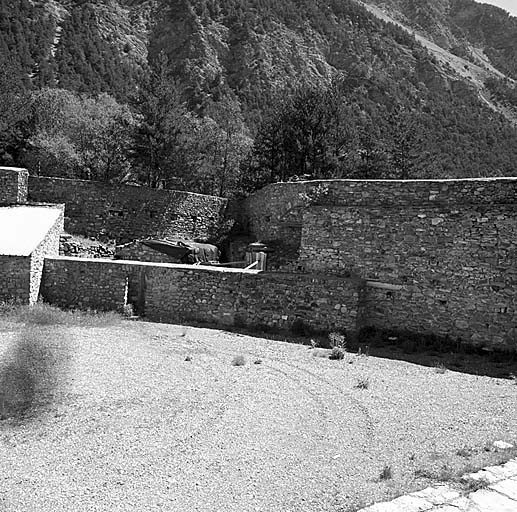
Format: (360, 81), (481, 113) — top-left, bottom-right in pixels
(359, 458), (517, 512)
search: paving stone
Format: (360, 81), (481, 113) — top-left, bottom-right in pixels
(465, 469), (500, 484)
(448, 496), (480, 511)
(489, 479), (517, 501)
(483, 460), (517, 480)
(360, 495), (434, 512)
(469, 489), (517, 512)
(493, 441), (514, 450)
(411, 485), (460, 505)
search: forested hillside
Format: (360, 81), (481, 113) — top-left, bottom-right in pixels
(1, 0), (517, 198)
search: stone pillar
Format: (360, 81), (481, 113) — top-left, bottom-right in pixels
(245, 242), (269, 271)
(0, 167), (28, 204)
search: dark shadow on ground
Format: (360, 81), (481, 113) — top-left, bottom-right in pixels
(141, 317), (517, 380)
(0, 326), (70, 424)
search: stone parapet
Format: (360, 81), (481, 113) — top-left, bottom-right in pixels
(28, 176), (228, 243)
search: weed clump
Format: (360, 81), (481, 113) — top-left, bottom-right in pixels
(329, 346), (345, 360)
(328, 332), (347, 360)
(462, 477), (491, 492)
(434, 363), (447, 374)
(232, 355), (246, 366)
(379, 465), (393, 480)
(355, 376), (370, 389)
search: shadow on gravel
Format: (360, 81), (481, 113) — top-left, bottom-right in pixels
(351, 327), (517, 380)
(0, 326), (70, 423)
(140, 316), (517, 380)
(173, 320), (517, 380)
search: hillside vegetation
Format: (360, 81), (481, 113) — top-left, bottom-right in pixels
(1, 0), (517, 197)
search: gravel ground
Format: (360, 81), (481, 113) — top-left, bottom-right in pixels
(0, 319), (516, 512)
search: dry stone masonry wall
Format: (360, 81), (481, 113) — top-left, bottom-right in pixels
(41, 257), (361, 334)
(0, 167), (28, 205)
(0, 256), (31, 303)
(29, 210), (64, 304)
(41, 258), (130, 312)
(29, 176), (228, 243)
(245, 178), (517, 351)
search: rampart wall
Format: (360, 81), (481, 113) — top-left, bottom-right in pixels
(28, 176), (228, 243)
(41, 257), (361, 333)
(0, 167), (28, 204)
(244, 178), (517, 350)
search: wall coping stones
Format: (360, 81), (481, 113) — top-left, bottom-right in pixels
(263, 177), (517, 185)
(30, 175), (224, 200)
(47, 256), (263, 275)
(366, 281), (404, 291)
(0, 166), (29, 173)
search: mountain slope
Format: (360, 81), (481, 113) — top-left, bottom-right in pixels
(1, 0), (517, 183)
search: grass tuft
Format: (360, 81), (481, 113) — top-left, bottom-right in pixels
(329, 346), (345, 360)
(434, 363), (447, 374)
(355, 376), (370, 389)
(231, 355), (246, 366)
(456, 447), (473, 458)
(462, 477), (491, 493)
(379, 465), (393, 480)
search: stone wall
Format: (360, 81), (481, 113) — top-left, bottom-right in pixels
(28, 176), (228, 243)
(0, 256), (30, 303)
(41, 257), (361, 333)
(243, 178), (517, 244)
(146, 267), (360, 333)
(41, 258), (129, 312)
(300, 181), (516, 350)
(243, 178), (517, 350)
(29, 210), (64, 304)
(0, 167), (28, 205)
